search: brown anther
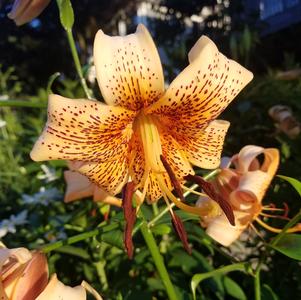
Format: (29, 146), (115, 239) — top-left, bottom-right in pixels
(160, 155), (184, 201)
(185, 174), (235, 226)
(170, 211), (191, 254)
(122, 181), (136, 259)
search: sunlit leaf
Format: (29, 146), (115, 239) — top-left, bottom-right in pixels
(272, 234), (301, 260)
(278, 175), (301, 196)
(151, 223), (171, 235)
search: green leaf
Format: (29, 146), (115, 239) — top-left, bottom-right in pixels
(56, 0), (74, 30)
(277, 175), (301, 196)
(151, 223), (171, 235)
(262, 284), (279, 300)
(101, 229), (124, 249)
(223, 276), (247, 300)
(54, 245), (89, 259)
(191, 263), (247, 300)
(272, 234), (301, 260)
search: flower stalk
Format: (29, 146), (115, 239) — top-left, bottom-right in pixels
(140, 221), (179, 300)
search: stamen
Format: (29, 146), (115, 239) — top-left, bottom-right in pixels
(255, 217), (301, 233)
(81, 281), (103, 300)
(182, 185), (207, 197)
(259, 212), (289, 221)
(160, 155), (184, 201)
(185, 175), (235, 226)
(122, 181), (136, 259)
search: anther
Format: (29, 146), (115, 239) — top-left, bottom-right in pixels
(122, 181), (136, 259)
(185, 174), (235, 226)
(160, 155), (185, 202)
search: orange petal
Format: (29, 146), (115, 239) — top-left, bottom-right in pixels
(146, 35), (253, 135)
(77, 157), (129, 195)
(30, 94), (135, 162)
(94, 24), (164, 110)
(8, 0), (50, 26)
(35, 274), (86, 300)
(180, 119), (230, 169)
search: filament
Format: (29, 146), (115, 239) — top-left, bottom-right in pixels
(255, 217), (301, 233)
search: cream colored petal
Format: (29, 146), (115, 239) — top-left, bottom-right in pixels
(205, 211), (252, 246)
(77, 157), (129, 195)
(64, 170), (94, 202)
(234, 145), (265, 173)
(8, 0), (50, 26)
(179, 119), (230, 169)
(147, 35), (253, 136)
(230, 147), (279, 209)
(94, 24), (164, 110)
(30, 94), (135, 162)
(7, 252), (48, 300)
(36, 274), (86, 300)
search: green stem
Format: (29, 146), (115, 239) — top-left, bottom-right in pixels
(0, 100), (46, 108)
(66, 29), (92, 99)
(254, 270), (261, 300)
(140, 222), (178, 300)
(40, 222), (119, 253)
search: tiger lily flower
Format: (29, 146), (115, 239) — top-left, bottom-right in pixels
(64, 161), (122, 207)
(8, 0), (51, 26)
(31, 24), (253, 219)
(197, 145), (301, 246)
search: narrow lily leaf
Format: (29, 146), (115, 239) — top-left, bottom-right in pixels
(223, 276), (247, 300)
(262, 284), (279, 300)
(55, 245), (90, 259)
(191, 263), (247, 300)
(101, 229), (124, 249)
(56, 0), (74, 31)
(272, 234), (301, 260)
(277, 175), (301, 197)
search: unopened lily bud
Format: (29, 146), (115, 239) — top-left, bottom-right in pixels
(8, 0), (51, 26)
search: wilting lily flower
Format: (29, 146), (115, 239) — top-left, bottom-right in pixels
(31, 24), (253, 219)
(64, 161), (122, 206)
(197, 145), (301, 246)
(8, 0), (51, 26)
(0, 244), (48, 299)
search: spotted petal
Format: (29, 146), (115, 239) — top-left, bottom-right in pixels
(94, 24), (164, 111)
(36, 274), (86, 300)
(30, 94), (135, 162)
(147, 35), (253, 135)
(77, 157), (129, 195)
(180, 119), (230, 169)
